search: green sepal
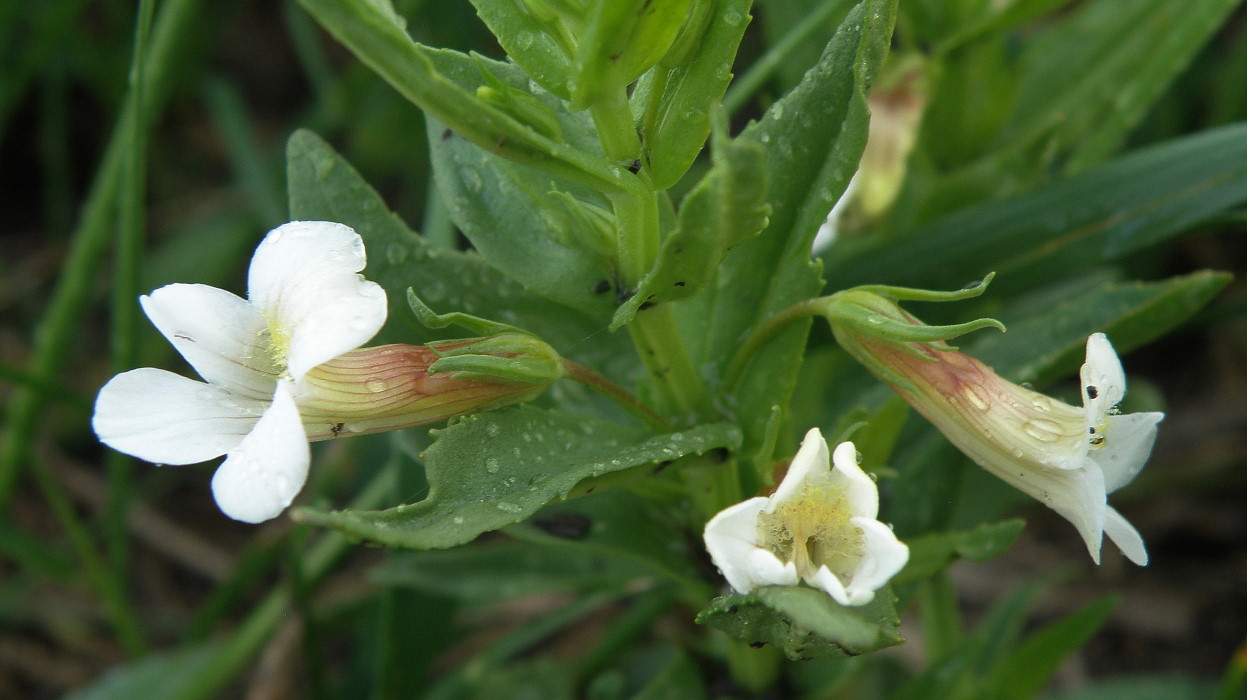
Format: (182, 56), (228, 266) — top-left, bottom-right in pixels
(828, 295), (1006, 346)
(696, 586), (903, 660)
(852, 272), (998, 303)
(612, 110), (770, 328)
(429, 334), (565, 386)
(544, 191), (617, 261)
(571, 0), (694, 109)
(407, 289), (519, 336)
(473, 57), (564, 142)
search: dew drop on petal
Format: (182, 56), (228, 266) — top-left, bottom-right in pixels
(365, 378), (387, 393)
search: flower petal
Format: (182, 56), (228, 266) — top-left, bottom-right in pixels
(247, 221), (387, 380)
(807, 565), (854, 606)
(140, 283), (278, 399)
(1045, 464), (1109, 565)
(210, 381), (309, 523)
(1103, 506), (1149, 566)
(829, 440), (880, 518)
(847, 516), (909, 597)
(771, 428), (831, 506)
(745, 549), (801, 589)
(93, 368), (264, 465)
(1080, 333), (1126, 428)
(704, 497), (772, 594)
(1095, 411), (1164, 493)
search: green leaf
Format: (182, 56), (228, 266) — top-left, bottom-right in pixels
(419, 50), (627, 315)
(613, 115), (770, 327)
(894, 519), (1024, 584)
(636, 0), (754, 190)
(1046, 676), (1218, 700)
(697, 586), (903, 660)
(571, 0), (693, 109)
(298, 0), (625, 191)
(826, 122), (1247, 292)
(286, 129), (611, 347)
(468, 0), (573, 99)
(999, 0), (1239, 173)
(630, 651), (707, 700)
(697, 0), (897, 464)
(297, 407), (741, 549)
(64, 642), (223, 700)
(374, 540), (650, 601)
(970, 271), (1231, 384)
(983, 597), (1116, 700)
(508, 489), (711, 596)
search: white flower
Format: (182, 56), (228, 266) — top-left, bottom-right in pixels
(92, 221), (387, 523)
(840, 327), (1162, 566)
(703, 429), (909, 606)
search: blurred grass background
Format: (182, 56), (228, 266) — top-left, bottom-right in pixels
(0, 0), (1245, 697)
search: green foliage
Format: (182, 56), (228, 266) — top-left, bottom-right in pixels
(697, 586), (903, 660)
(296, 407), (741, 549)
(23, 0), (1245, 697)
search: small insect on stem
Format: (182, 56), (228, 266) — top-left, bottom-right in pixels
(331, 422), (345, 437)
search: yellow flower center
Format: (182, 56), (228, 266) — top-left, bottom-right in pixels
(757, 484), (863, 581)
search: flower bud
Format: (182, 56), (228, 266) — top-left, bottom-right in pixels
(823, 283), (1160, 565)
(296, 338), (563, 440)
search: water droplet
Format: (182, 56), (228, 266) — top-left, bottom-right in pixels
(365, 378), (387, 392)
(453, 515), (464, 525)
(485, 457), (499, 474)
(314, 158), (335, 180)
(422, 281), (446, 302)
(1023, 419), (1063, 442)
(386, 244), (408, 264)
(866, 314), (887, 325)
(515, 31), (535, 49)
(485, 424), (501, 438)
(496, 501), (522, 514)
(723, 10), (743, 25)
(461, 166), (484, 193)
(963, 385), (990, 411)
(771, 103), (785, 120)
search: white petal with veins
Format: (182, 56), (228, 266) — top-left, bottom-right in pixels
(210, 381), (309, 523)
(247, 221), (387, 380)
(140, 284), (277, 399)
(93, 368), (263, 465)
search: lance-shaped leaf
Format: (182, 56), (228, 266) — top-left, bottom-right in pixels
(285, 129), (617, 350)
(468, 0), (574, 100)
(635, 0), (754, 189)
(894, 519), (1025, 584)
(421, 49), (625, 314)
(298, 0), (628, 193)
(296, 407), (741, 549)
(969, 271), (1231, 385)
(691, 0), (896, 463)
(826, 122), (1247, 292)
(697, 585), (903, 660)
(613, 113), (769, 327)
(571, 0), (694, 109)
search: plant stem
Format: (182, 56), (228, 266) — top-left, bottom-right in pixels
(725, 297), (826, 389)
(589, 87), (641, 163)
(629, 304), (712, 418)
(562, 358), (672, 431)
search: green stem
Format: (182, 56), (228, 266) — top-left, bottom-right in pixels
(105, 0), (157, 645)
(29, 459), (147, 655)
(0, 0), (203, 507)
(169, 463), (396, 700)
(722, 0), (855, 116)
(562, 358), (672, 431)
(724, 636), (781, 693)
(589, 86), (641, 163)
(725, 297), (826, 389)
(630, 305), (711, 418)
